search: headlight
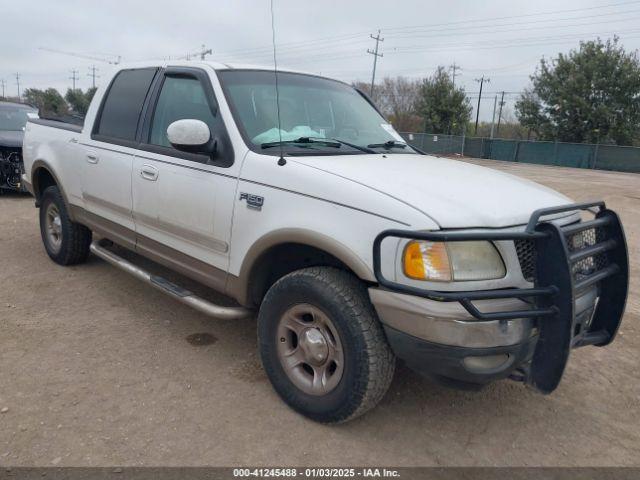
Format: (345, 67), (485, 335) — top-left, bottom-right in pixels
(403, 240), (506, 282)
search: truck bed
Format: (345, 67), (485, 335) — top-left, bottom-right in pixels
(28, 118), (83, 134)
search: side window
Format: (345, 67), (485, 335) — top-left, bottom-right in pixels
(95, 68), (157, 141)
(149, 76), (216, 148)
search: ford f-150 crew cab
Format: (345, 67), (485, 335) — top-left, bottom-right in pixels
(22, 61), (629, 423)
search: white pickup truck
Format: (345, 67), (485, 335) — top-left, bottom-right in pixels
(22, 61), (629, 423)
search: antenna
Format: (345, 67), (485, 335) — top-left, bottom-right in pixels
(270, 0), (286, 166)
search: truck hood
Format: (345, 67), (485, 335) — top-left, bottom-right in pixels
(0, 130), (24, 148)
(291, 153), (573, 228)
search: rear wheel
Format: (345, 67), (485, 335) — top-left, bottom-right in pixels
(39, 186), (92, 265)
(258, 267), (395, 423)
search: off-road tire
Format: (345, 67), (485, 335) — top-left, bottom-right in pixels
(39, 185), (92, 265)
(258, 267), (395, 423)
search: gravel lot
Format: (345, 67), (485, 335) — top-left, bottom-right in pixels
(1, 159), (639, 467)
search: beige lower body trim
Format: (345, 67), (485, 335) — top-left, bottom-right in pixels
(70, 204), (233, 301)
(136, 234), (228, 293)
(70, 204), (136, 250)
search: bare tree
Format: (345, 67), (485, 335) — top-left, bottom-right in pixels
(353, 77), (422, 131)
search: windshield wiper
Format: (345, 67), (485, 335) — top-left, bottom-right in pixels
(261, 137), (341, 149)
(329, 138), (376, 154)
(367, 140), (408, 149)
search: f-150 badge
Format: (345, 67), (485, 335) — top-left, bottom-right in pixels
(239, 192), (264, 210)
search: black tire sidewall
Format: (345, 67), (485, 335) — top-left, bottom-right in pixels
(258, 270), (373, 422)
(39, 186), (71, 264)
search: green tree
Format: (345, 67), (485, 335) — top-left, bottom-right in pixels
(86, 86), (98, 104)
(415, 66), (472, 134)
(515, 37), (640, 145)
(65, 88), (92, 115)
(24, 88), (68, 118)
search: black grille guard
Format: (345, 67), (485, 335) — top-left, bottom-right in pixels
(373, 201), (629, 392)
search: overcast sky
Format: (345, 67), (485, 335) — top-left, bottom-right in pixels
(2, 0), (640, 121)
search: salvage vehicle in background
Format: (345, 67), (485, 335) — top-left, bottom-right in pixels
(20, 62), (629, 423)
(0, 101), (38, 193)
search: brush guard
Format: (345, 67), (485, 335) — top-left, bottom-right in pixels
(373, 201), (629, 393)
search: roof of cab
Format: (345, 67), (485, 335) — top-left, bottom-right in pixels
(112, 59), (315, 77)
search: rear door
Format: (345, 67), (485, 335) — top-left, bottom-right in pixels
(80, 67), (158, 247)
(131, 67), (237, 290)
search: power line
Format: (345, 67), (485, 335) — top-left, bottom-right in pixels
(219, 22), (640, 68)
(384, 7), (640, 39)
(39, 47), (121, 64)
(210, 0), (640, 60)
(379, 29), (640, 56)
(367, 30), (384, 96)
(384, 13), (640, 47)
(381, 0), (640, 33)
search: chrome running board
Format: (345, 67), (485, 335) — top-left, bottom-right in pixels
(89, 240), (252, 320)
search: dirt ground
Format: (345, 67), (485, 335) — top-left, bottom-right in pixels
(1, 159), (639, 467)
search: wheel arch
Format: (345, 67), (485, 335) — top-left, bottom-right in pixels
(31, 160), (71, 212)
(227, 229), (374, 307)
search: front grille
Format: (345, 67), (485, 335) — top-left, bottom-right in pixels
(567, 226), (610, 281)
(515, 239), (536, 282)
(515, 223), (611, 283)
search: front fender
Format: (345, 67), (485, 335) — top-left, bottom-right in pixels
(226, 228), (374, 305)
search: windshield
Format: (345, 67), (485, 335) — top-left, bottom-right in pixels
(0, 105), (36, 132)
(218, 70), (413, 155)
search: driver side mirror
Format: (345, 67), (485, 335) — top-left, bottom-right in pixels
(167, 119), (216, 156)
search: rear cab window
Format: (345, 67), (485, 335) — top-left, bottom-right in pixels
(92, 68), (158, 146)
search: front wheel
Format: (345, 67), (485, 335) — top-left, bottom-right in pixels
(258, 267), (395, 423)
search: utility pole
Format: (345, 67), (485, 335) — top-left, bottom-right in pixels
(69, 69), (79, 90)
(199, 44), (212, 60)
(87, 65), (99, 88)
(180, 44), (212, 61)
(496, 91), (506, 135)
(449, 62), (461, 88)
(490, 95), (498, 139)
(367, 30), (384, 97)
(1, 79), (5, 99)
(473, 75), (489, 135)
(15, 73), (21, 102)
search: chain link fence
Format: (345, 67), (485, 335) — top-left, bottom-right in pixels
(400, 132), (640, 173)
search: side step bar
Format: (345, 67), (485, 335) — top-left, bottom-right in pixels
(89, 241), (252, 320)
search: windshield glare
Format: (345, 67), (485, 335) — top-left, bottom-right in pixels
(0, 105), (36, 132)
(218, 70), (412, 154)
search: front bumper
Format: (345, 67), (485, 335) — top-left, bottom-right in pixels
(372, 201), (629, 392)
(371, 286), (597, 387)
(383, 325), (537, 389)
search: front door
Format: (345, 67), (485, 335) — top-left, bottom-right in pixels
(131, 68), (237, 291)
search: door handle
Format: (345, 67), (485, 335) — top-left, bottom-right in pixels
(86, 154), (99, 164)
(140, 164), (159, 181)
